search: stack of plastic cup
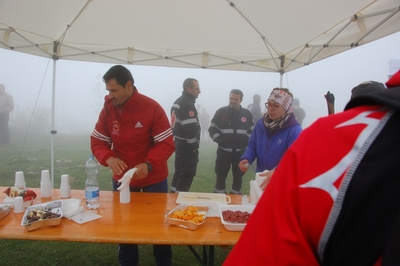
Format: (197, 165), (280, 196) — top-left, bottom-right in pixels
(14, 171), (26, 189)
(40, 170), (52, 198)
(13, 196), (25, 213)
(60, 174), (71, 198)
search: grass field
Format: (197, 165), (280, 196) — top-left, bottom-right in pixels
(0, 132), (256, 265)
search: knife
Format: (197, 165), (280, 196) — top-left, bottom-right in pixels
(183, 195), (212, 199)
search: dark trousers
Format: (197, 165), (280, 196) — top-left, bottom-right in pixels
(171, 142), (199, 192)
(0, 113), (10, 144)
(214, 147), (245, 193)
(112, 179), (172, 266)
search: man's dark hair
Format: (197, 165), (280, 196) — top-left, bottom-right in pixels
(351, 81), (386, 99)
(103, 65), (134, 87)
(230, 89), (244, 100)
(183, 78), (198, 91)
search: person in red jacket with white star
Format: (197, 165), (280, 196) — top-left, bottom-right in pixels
(224, 71), (400, 266)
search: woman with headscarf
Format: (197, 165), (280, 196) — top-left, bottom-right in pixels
(238, 88), (302, 190)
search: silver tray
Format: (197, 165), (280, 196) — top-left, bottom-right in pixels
(0, 204), (12, 221)
(21, 201), (63, 231)
(165, 204), (209, 230)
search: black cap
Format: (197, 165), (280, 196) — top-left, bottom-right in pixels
(351, 81), (386, 99)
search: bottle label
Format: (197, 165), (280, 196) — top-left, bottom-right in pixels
(85, 188), (100, 200)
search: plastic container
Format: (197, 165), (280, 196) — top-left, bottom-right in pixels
(165, 204), (209, 230)
(0, 204), (12, 221)
(21, 201), (63, 231)
(84, 155), (100, 209)
(219, 204), (255, 231)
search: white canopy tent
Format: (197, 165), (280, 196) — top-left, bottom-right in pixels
(1, 0), (399, 185)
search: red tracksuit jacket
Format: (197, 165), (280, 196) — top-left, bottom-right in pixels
(91, 88), (175, 187)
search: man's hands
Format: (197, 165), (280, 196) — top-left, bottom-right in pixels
(107, 157), (149, 180)
(132, 163), (150, 180)
(106, 157), (127, 175)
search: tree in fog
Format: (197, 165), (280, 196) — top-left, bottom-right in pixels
(89, 75), (105, 116)
(9, 106), (51, 135)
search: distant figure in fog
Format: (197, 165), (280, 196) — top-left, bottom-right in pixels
(0, 84), (14, 145)
(199, 107), (210, 143)
(247, 94), (262, 123)
(291, 98), (306, 127)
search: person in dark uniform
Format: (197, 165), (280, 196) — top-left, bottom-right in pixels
(170, 78), (201, 192)
(209, 89), (254, 194)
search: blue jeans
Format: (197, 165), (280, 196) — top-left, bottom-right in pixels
(112, 179), (172, 266)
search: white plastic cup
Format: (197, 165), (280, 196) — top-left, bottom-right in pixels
(40, 170), (52, 198)
(120, 185), (130, 204)
(13, 196), (25, 213)
(40, 182), (52, 198)
(60, 174), (71, 198)
(60, 174), (70, 187)
(14, 171), (26, 189)
(40, 170), (51, 183)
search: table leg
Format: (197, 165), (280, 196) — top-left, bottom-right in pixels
(187, 245), (215, 266)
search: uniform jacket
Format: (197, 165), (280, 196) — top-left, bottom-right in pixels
(208, 106), (254, 152)
(224, 75), (400, 266)
(241, 113), (302, 172)
(90, 88), (175, 187)
(170, 91), (200, 150)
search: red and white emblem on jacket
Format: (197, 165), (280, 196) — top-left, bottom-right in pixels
(189, 111), (195, 117)
(112, 120), (120, 136)
(171, 111), (176, 128)
(241, 117), (247, 122)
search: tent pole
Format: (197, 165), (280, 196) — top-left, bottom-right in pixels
(50, 42), (59, 189)
(279, 55), (285, 87)
(51, 60), (57, 188)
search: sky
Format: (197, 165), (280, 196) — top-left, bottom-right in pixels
(0, 31), (399, 135)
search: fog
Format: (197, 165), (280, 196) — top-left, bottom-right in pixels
(0, 32), (399, 136)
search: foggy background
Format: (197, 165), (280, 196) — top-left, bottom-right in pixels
(0, 31), (399, 137)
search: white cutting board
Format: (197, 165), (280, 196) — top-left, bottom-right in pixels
(176, 192), (231, 204)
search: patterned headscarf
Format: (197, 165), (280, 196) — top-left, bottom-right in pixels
(267, 88), (293, 111)
(264, 88), (293, 131)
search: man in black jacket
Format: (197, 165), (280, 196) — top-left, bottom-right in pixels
(170, 78), (201, 192)
(209, 89), (254, 194)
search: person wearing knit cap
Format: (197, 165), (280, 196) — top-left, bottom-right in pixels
(238, 88), (302, 190)
(351, 81), (386, 99)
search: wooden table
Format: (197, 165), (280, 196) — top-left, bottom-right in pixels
(0, 187), (242, 265)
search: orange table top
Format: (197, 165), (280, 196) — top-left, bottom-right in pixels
(0, 187), (242, 246)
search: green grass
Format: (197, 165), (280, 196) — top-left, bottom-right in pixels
(0, 132), (255, 266)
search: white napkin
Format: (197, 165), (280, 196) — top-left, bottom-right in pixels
(117, 168), (137, 191)
(71, 210), (102, 224)
(195, 201), (224, 217)
(61, 198), (84, 219)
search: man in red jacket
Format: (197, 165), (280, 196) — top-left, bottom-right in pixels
(224, 71), (400, 266)
(91, 65), (175, 266)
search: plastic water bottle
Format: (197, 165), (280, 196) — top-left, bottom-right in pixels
(85, 155), (100, 209)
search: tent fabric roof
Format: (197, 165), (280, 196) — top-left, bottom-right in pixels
(0, 0), (399, 73)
